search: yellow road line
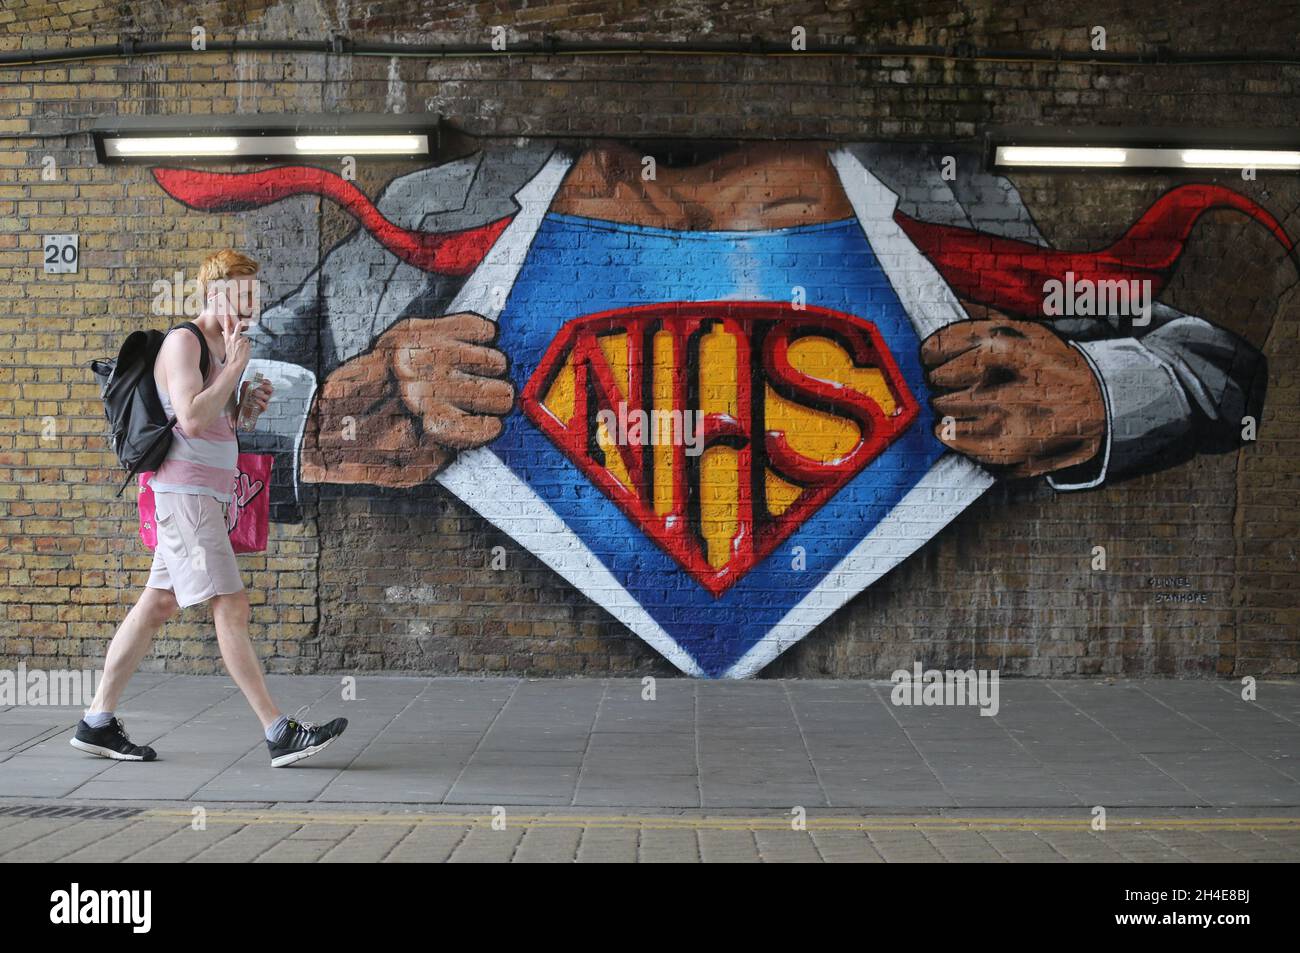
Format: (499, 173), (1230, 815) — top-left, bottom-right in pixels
(142, 809), (1300, 833)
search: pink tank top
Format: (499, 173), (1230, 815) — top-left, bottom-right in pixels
(149, 328), (238, 502)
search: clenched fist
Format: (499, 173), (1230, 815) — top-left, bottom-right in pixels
(920, 308), (1106, 478)
(300, 312), (513, 487)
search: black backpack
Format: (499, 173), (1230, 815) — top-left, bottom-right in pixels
(90, 322), (210, 496)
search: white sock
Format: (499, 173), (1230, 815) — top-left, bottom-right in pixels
(265, 715), (289, 742)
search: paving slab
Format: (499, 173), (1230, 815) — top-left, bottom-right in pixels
(3, 675), (1297, 809)
(1, 675), (1297, 861)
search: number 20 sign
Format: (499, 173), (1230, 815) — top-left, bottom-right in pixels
(43, 234), (78, 274)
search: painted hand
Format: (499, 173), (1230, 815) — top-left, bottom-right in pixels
(920, 307), (1107, 478)
(300, 312), (514, 486)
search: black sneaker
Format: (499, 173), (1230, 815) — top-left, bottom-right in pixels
(70, 717), (157, 762)
(268, 711), (348, 768)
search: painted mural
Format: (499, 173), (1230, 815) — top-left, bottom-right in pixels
(150, 141), (1294, 677)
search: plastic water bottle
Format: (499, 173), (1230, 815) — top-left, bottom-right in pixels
(238, 372), (265, 432)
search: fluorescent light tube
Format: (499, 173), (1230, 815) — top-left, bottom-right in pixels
(107, 137), (241, 157)
(96, 127), (434, 161)
(1179, 149), (1300, 169)
(293, 134), (426, 154)
(995, 142), (1300, 171)
(996, 146), (1129, 167)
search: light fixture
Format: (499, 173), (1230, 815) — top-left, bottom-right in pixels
(988, 127), (1300, 172)
(92, 114), (439, 163)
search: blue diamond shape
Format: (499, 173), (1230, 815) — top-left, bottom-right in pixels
(486, 212), (946, 677)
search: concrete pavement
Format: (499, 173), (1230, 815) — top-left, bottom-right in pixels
(1, 675), (1298, 861)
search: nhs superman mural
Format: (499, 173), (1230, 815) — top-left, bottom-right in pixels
(151, 141), (1293, 677)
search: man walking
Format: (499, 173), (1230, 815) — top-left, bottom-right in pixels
(72, 249), (348, 768)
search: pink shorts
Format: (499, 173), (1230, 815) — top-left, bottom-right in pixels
(146, 491), (244, 608)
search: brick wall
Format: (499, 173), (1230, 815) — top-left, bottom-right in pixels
(1, 0), (1297, 679)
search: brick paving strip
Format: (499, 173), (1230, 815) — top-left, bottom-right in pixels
(134, 809), (1300, 832)
(2, 805), (1298, 862)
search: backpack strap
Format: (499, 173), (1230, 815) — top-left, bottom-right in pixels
(174, 321), (211, 379)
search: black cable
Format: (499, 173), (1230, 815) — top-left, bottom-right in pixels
(2, 37), (1299, 68)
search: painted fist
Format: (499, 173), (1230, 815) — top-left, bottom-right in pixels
(920, 307), (1107, 478)
(300, 312), (513, 486)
